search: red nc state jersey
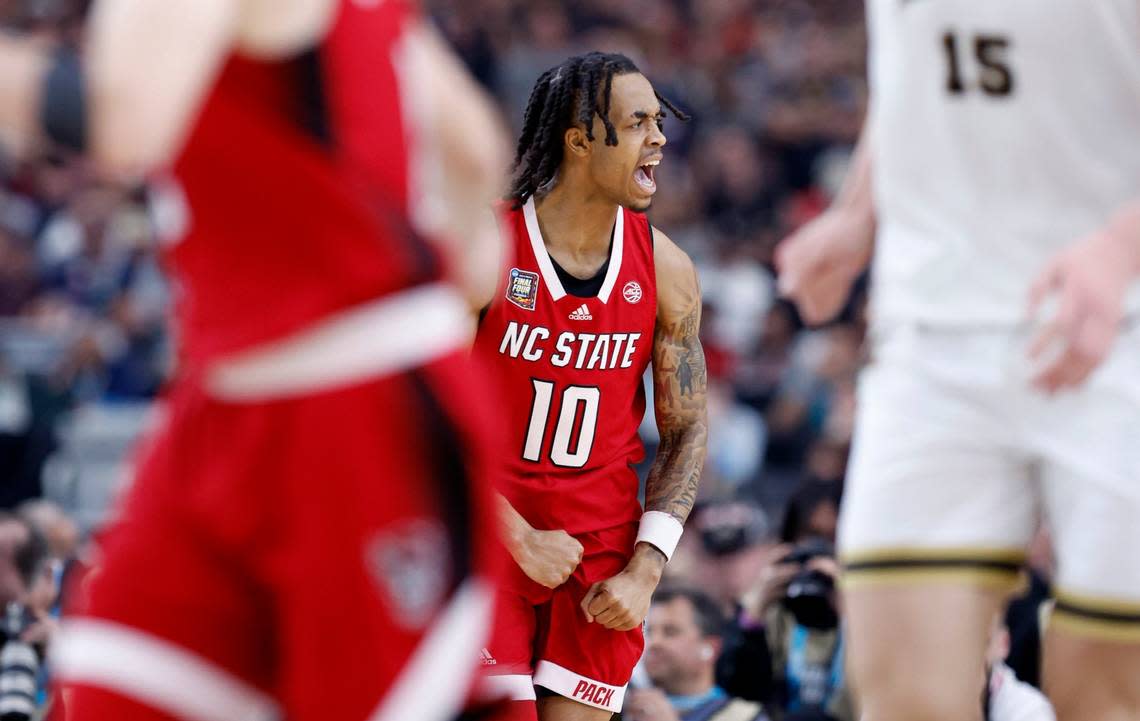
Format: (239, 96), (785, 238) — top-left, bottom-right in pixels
(166, 0), (441, 365)
(474, 197), (657, 535)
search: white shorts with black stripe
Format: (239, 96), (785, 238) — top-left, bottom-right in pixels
(839, 321), (1140, 640)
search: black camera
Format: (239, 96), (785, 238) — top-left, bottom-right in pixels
(0, 602), (39, 720)
(781, 538), (838, 629)
(0, 603), (33, 640)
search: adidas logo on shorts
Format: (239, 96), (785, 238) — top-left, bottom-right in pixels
(568, 304), (593, 321)
(480, 647), (497, 666)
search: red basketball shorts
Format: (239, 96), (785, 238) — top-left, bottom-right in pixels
(52, 339), (500, 721)
(481, 521), (643, 715)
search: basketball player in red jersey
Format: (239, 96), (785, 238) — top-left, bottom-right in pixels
(472, 53), (708, 721)
(0, 2), (508, 720)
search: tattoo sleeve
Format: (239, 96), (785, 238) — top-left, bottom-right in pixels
(645, 262), (708, 525)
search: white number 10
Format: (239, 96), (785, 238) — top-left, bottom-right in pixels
(523, 379), (600, 468)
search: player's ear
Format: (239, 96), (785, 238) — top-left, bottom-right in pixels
(564, 125), (591, 158)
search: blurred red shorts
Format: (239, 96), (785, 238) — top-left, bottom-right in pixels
(53, 341), (500, 721)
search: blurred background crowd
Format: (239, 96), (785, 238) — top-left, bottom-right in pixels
(0, 2), (1055, 720)
(0, 0), (867, 534)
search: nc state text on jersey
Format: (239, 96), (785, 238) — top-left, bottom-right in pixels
(498, 321), (642, 370)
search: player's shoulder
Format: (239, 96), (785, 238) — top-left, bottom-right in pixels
(652, 226), (697, 288)
(651, 226), (700, 321)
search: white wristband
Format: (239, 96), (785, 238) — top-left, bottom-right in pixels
(636, 511), (684, 562)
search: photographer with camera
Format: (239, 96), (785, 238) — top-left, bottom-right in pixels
(720, 481), (853, 721)
(0, 512), (49, 721)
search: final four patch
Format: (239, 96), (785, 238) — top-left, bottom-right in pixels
(506, 268), (540, 311)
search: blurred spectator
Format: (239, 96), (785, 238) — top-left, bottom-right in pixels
(763, 323), (860, 471)
(686, 499), (776, 614)
(0, 514), (43, 606)
(4, 0), (869, 533)
(0, 359), (68, 509)
(720, 482), (854, 720)
(0, 512), (48, 721)
(677, 500), (791, 710)
(16, 500), (79, 563)
(626, 586), (769, 721)
(704, 378), (766, 496)
(0, 228), (41, 316)
(734, 300), (800, 413)
(750, 541), (850, 720)
(16, 499), (84, 617)
(777, 473), (843, 546)
(16, 500), (81, 716)
(699, 303), (736, 381)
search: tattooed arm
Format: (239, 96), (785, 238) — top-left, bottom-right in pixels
(580, 228), (708, 631)
(644, 229), (708, 527)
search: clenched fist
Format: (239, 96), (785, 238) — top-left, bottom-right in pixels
(580, 544), (665, 631)
(511, 527), (584, 589)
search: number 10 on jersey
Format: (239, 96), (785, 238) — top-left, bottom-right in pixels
(523, 379), (601, 468)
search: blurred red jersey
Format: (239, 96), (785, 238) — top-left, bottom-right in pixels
(474, 197), (657, 535)
(165, 0), (438, 364)
(54, 4), (501, 721)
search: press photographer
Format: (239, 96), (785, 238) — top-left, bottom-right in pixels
(0, 513), (49, 721)
(719, 482), (854, 721)
(752, 538), (850, 720)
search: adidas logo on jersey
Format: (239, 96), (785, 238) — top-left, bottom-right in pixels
(480, 648), (497, 666)
(568, 304), (593, 321)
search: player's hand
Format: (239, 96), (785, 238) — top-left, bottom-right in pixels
(1027, 227), (1139, 393)
(740, 544), (797, 619)
(580, 545), (664, 631)
(511, 528), (584, 589)
(624, 687), (681, 721)
(20, 613), (58, 647)
(775, 208), (874, 325)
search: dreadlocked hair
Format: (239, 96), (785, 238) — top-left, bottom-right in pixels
(507, 51), (689, 207)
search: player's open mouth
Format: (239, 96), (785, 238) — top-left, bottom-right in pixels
(634, 159), (659, 194)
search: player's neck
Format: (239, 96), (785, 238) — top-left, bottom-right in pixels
(535, 182), (618, 259)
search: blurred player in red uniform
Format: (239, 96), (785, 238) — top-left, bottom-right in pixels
(0, 1), (507, 720)
(472, 52), (708, 721)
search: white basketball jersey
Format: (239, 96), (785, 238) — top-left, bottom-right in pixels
(867, 0), (1140, 326)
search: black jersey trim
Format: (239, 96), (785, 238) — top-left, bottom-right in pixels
(845, 557), (1023, 574)
(548, 226), (615, 298)
(1054, 601), (1140, 626)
